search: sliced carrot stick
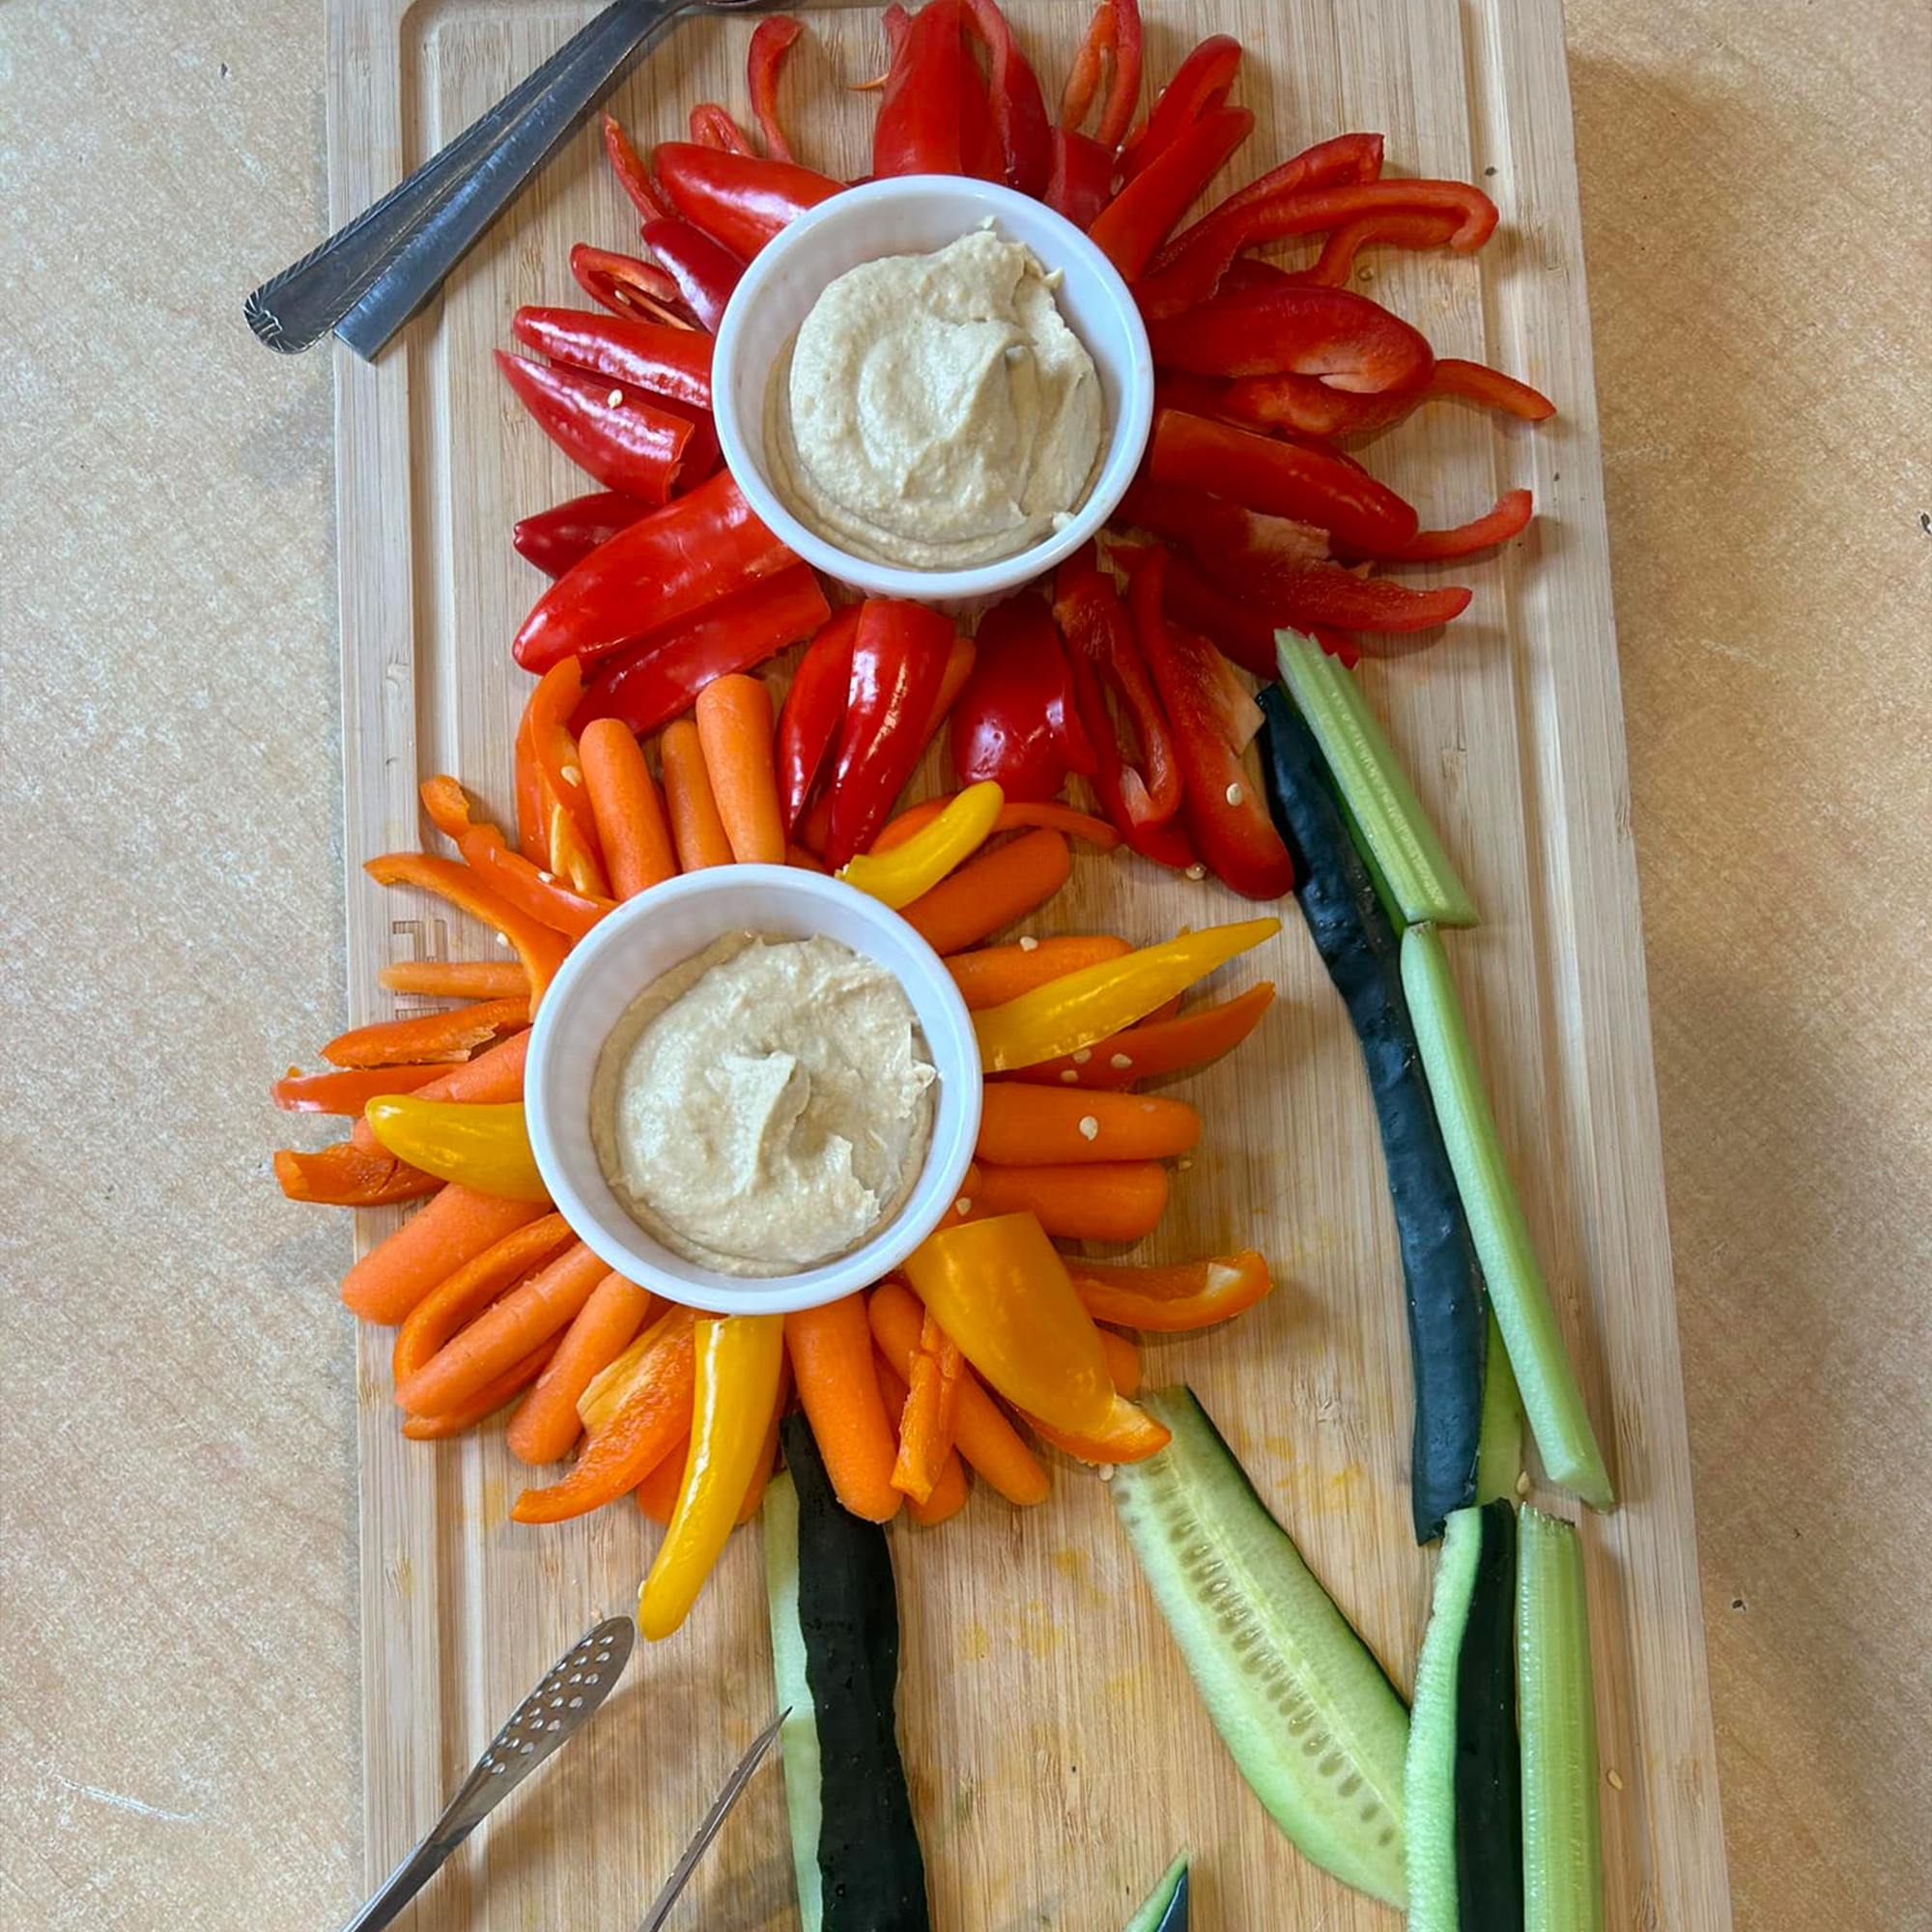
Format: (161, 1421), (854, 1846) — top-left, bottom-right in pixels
(341, 1187), (551, 1324)
(874, 797), (1121, 853)
(400, 1341), (558, 1439)
(785, 1296), (902, 1521)
(392, 1212), (578, 1385)
(1098, 1326), (1142, 1396)
(695, 673), (785, 864)
(900, 829), (1071, 954)
(273, 1142), (440, 1207)
(971, 1160), (1171, 1241)
(364, 853), (569, 1006)
(976, 1087), (1203, 1166)
(892, 1312), (964, 1505)
(660, 717), (734, 869)
(869, 1281), (1049, 1506)
(321, 998), (529, 1068)
(395, 1241), (611, 1415)
(944, 935), (1132, 1009)
(505, 1269), (655, 1464)
(377, 958), (532, 1000)
(1010, 981), (1277, 1089)
(875, 1351), (969, 1525)
(580, 717), (677, 897)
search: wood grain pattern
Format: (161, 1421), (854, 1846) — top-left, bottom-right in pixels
(327, 4), (1731, 1925)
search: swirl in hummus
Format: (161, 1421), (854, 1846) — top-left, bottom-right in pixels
(764, 225), (1104, 571)
(590, 932), (937, 1277)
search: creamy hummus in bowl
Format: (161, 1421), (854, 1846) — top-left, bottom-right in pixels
(525, 867), (980, 1317)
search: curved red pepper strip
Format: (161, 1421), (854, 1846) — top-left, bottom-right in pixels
(1151, 131), (1386, 272)
(1137, 544), (1370, 673)
(873, 0), (967, 175)
(689, 101), (755, 155)
(775, 606), (860, 836)
(1062, 0), (1143, 148)
(747, 15), (804, 162)
(1090, 105), (1254, 280)
(1148, 280), (1434, 394)
(568, 243), (699, 330)
(1215, 355), (1555, 440)
(640, 217), (745, 332)
(849, 3), (912, 90)
(569, 563), (832, 737)
(1427, 357), (1556, 421)
(1118, 33), (1242, 185)
(602, 112), (670, 220)
(1291, 207), (1463, 287)
(960, 0), (1053, 196)
(495, 351), (693, 505)
(1045, 128), (1115, 226)
(1060, 1), (1108, 129)
(1361, 488), (1535, 563)
(653, 142), (842, 262)
(513, 491), (655, 580)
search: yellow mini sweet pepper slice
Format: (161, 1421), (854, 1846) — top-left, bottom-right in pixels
(973, 917), (1280, 1071)
(838, 781), (1005, 909)
(362, 1096), (549, 1202)
(638, 1312), (785, 1640)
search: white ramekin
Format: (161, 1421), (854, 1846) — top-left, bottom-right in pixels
(523, 866), (981, 1317)
(712, 174), (1154, 615)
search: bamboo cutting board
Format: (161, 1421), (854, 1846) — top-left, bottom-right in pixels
(324, 3), (1732, 1926)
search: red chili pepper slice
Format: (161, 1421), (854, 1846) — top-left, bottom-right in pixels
(1149, 407), (1419, 553)
(602, 113), (670, 221)
(689, 102), (755, 155)
(495, 352), (694, 505)
(747, 15), (805, 162)
(513, 469), (793, 674)
(873, 0), (969, 176)
(569, 563), (832, 737)
(959, 0), (1053, 196)
(1117, 33), (1242, 184)
(640, 217), (745, 333)
(827, 600), (956, 867)
(1291, 208), (1463, 287)
(1044, 127), (1116, 226)
(1148, 280), (1434, 394)
(948, 593), (1088, 802)
(568, 244), (698, 330)
(653, 142), (843, 262)
(1127, 548), (1293, 900)
(1090, 105), (1253, 281)
(775, 605), (862, 836)
(512, 491), (655, 580)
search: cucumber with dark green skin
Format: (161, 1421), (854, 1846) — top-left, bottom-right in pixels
(1406, 1501), (1524, 1931)
(1259, 683), (1489, 1541)
(1121, 1853), (1189, 1931)
(765, 1415), (929, 1932)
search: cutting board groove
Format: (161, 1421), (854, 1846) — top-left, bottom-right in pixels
(326, 4), (1732, 1926)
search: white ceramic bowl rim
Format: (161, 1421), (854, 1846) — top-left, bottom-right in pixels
(712, 173), (1155, 607)
(524, 866), (982, 1317)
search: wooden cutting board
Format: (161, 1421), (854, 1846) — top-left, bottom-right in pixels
(324, 3), (1732, 1926)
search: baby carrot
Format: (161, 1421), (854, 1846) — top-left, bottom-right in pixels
(695, 674), (785, 864)
(321, 998), (529, 1068)
(944, 935), (1132, 1009)
(976, 1087), (1202, 1166)
(900, 829), (1071, 954)
(869, 1282), (1049, 1506)
(784, 1296), (903, 1521)
(377, 959), (530, 999)
(341, 1186), (551, 1324)
(580, 717), (677, 897)
(400, 1341), (558, 1439)
(874, 1351), (969, 1525)
(970, 1160), (1171, 1242)
(506, 1269), (655, 1464)
(1098, 1326), (1142, 1396)
(660, 717), (734, 869)
(395, 1241), (611, 1416)
(391, 1211), (577, 1385)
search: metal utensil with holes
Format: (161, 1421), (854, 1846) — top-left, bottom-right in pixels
(337, 1615), (635, 1932)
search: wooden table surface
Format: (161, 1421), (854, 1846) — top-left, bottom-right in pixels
(4, 3), (1925, 1929)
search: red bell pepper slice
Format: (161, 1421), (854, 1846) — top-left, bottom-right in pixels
(512, 306), (712, 410)
(640, 217), (744, 333)
(1149, 407), (1420, 552)
(1045, 128), (1115, 226)
(1149, 131), (1386, 273)
(747, 15), (805, 162)
(688, 102), (755, 155)
(568, 243), (698, 331)
(1060, 0), (1142, 150)
(512, 491), (654, 580)
(1127, 548), (1293, 900)
(513, 469), (793, 673)
(652, 142), (842, 262)
(495, 352), (693, 505)
(1293, 207), (1463, 287)
(948, 593), (1090, 803)
(1125, 542), (1362, 674)
(602, 112), (670, 222)
(1148, 280), (1434, 394)
(1117, 33), (1242, 184)
(1427, 357), (1556, 421)
(775, 605), (861, 836)
(1140, 176), (1499, 319)
(569, 563), (832, 737)
(960, 0), (1053, 196)
(1063, 642), (1196, 869)
(1366, 487), (1534, 563)
(827, 600), (956, 867)
(1089, 105), (1254, 281)
(873, 0), (969, 176)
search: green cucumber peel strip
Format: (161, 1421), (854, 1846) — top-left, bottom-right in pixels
(763, 1471), (827, 1932)
(1111, 1385), (1410, 1908)
(1275, 629), (1479, 928)
(1400, 924), (1615, 1508)
(1476, 1311), (1525, 1505)
(1518, 1508), (1605, 1932)
(1121, 1852), (1189, 1932)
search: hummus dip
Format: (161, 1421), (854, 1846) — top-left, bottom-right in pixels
(590, 932), (937, 1277)
(764, 225), (1104, 570)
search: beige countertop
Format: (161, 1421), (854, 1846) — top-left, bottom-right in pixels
(4, 3), (1926, 1928)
